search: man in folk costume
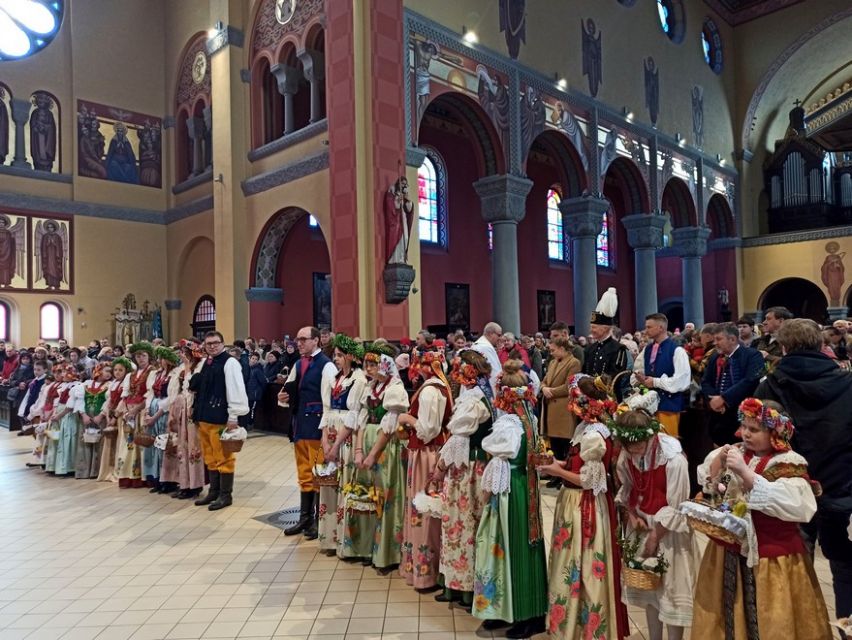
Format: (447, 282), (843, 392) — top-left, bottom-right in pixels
(584, 287), (629, 398)
(190, 331), (249, 511)
(631, 313), (691, 438)
(278, 326), (336, 539)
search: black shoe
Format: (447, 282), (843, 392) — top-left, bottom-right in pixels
(375, 564), (398, 576)
(284, 492), (314, 536)
(303, 493), (319, 540)
(416, 585), (442, 594)
(208, 473), (233, 511)
(505, 616), (545, 639)
(195, 471), (220, 506)
(545, 477), (561, 489)
(434, 593), (455, 603)
(181, 489), (202, 500)
(481, 619), (510, 631)
(173, 489), (188, 499)
(149, 485), (160, 493)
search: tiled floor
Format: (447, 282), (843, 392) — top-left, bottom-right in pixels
(0, 431), (838, 640)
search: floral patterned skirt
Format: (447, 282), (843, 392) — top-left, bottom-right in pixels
(372, 433), (406, 568)
(319, 429), (347, 552)
(169, 397), (205, 490)
(339, 425), (380, 559)
(439, 460), (486, 593)
(75, 421), (101, 479)
(399, 445), (441, 589)
(115, 414), (143, 484)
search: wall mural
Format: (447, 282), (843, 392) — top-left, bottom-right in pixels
(499, 0), (526, 60)
(581, 19), (602, 98)
(821, 241), (845, 307)
(691, 85), (704, 148)
(29, 91), (58, 172)
(644, 57), (659, 127)
(0, 211), (72, 293)
(519, 86), (546, 155)
(76, 100), (162, 188)
(0, 85), (8, 166)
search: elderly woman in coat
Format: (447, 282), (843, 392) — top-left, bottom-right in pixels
(539, 336), (582, 488)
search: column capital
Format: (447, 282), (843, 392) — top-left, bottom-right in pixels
(559, 196), (608, 238)
(270, 63), (302, 96)
(10, 98), (31, 124)
(622, 213), (666, 250)
(673, 225), (712, 258)
(406, 146), (427, 169)
(827, 306), (849, 321)
(297, 47), (325, 82)
(473, 174), (533, 224)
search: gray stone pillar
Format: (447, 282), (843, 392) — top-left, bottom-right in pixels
(202, 105), (213, 170)
(473, 174), (533, 335)
(271, 63), (301, 135)
(10, 99), (31, 169)
(623, 213), (666, 329)
(673, 226), (711, 327)
(560, 196), (609, 338)
(297, 48), (325, 124)
(187, 117), (205, 176)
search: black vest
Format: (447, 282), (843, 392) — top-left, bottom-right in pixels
(191, 351), (230, 424)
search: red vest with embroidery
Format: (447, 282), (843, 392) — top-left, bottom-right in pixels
(567, 428), (615, 477)
(747, 451), (808, 558)
(126, 367), (151, 405)
(626, 439), (670, 515)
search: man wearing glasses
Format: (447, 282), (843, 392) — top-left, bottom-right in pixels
(278, 326), (336, 539)
(472, 321), (503, 396)
(191, 330), (249, 510)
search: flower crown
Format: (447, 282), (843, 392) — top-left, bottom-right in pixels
(449, 357), (478, 388)
(494, 384), (537, 411)
(333, 334), (365, 361)
(609, 408), (662, 443)
(567, 374), (616, 423)
(154, 346), (180, 366)
(364, 341), (396, 363)
(737, 397), (795, 452)
(111, 357), (133, 373)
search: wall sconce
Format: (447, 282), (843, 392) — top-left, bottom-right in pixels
(462, 26), (478, 44)
(622, 106), (634, 121)
(675, 132), (684, 145)
(208, 21), (223, 38)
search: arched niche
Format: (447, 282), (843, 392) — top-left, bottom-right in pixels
(759, 277), (828, 323)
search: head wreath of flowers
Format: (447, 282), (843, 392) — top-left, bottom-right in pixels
(179, 339), (204, 360)
(128, 341), (154, 358)
(154, 346), (180, 366)
(494, 383), (537, 412)
(333, 334), (364, 361)
(449, 356), (479, 388)
(111, 357), (133, 374)
(364, 341), (395, 364)
(92, 362), (110, 381)
(567, 374), (617, 423)
(409, 348), (444, 377)
(737, 397), (795, 452)
(608, 405), (662, 443)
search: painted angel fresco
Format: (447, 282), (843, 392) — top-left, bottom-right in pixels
(0, 214), (25, 287)
(34, 218), (69, 290)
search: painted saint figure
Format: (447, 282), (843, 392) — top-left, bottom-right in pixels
(0, 87), (8, 165)
(30, 93), (57, 172)
(821, 241), (846, 307)
(0, 215), (22, 287)
(105, 122), (140, 184)
(36, 220), (65, 290)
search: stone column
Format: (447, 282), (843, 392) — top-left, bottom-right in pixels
(297, 48), (325, 124)
(560, 196), (609, 338)
(673, 226), (712, 328)
(270, 63), (300, 135)
(473, 174), (533, 335)
(187, 116), (205, 176)
(10, 99), (31, 169)
(202, 105), (213, 170)
(622, 213), (666, 329)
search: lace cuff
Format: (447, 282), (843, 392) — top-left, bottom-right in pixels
(482, 457), (511, 495)
(579, 460), (607, 496)
(439, 434), (470, 469)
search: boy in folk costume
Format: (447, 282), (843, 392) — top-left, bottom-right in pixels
(612, 391), (698, 640)
(21, 360), (50, 468)
(397, 347), (453, 591)
(687, 398), (831, 640)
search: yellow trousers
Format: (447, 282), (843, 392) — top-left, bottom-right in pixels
(197, 422), (235, 473)
(656, 411), (681, 438)
(295, 439), (323, 492)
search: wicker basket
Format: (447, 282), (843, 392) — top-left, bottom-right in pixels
(531, 452), (554, 466)
(221, 439), (244, 454)
(133, 432), (155, 447)
(82, 429), (102, 444)
(345, 497), (377, 515)
(686, 515), (742, 546)
(19, 425), (36, 437)
(313, 473), (339, 488)
(622, 565), (662, 591)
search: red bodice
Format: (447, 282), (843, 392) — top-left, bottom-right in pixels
(406, 382), (451, 450)
(752, 511), (806, 558)
(126, 366), (150, 405)
(566, 428), (615, 477)
(626, 439), (669, 515)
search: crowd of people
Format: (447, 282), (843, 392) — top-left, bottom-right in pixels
(4, 289), (851, 639)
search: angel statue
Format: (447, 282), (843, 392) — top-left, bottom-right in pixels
(0, 215), (25, 287)
(34, 219), (68, 290)
(384, 176), (415, 265)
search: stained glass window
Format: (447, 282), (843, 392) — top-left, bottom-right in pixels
(596, 212), (611, 267)
(308, 215), (319, 228)
(0, 1), (63, 61)
(701, 31), (711, 65)
(40, 302), (62, 340)
(488, 223), (493, 252)
(546, 188), (567, 261)
(417, 154), (446, 246)
(657, 0), (670, 33)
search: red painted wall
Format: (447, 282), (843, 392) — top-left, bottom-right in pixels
(703, 247), (738, 322)
(656, 255), (682, 308)
(601, 183), (637, 333)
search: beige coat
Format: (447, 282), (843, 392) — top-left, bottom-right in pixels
(541, 354), (581, 439)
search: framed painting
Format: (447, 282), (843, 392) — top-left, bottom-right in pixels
(445, 282), (470, 332)
(312, 272), (332, 330)
(537, 289), (556, 333)
(0, 212), (29, 291)
(31, 215), (73, 293)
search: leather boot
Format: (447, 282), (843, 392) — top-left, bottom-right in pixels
(284, 492), (314, 536)
(209, 473), (233, 511)
(195, 470), (219, 506)
(304, 492), (319, 540)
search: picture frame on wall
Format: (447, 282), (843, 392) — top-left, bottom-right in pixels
(537, 289), (556, 333)
(30, 214), (74, 294)
(445, 282), (470, 333)
(312, 272), (332, 329)
(0, 212), (29, 292)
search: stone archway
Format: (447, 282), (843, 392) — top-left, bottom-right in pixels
(759, 277), (828, 323)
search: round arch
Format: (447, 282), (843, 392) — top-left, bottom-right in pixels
(661, 177), (697, 228)
(251, 207), (327, 289)
(604, 157), (650, 214)
(759, 277), (828, 323)
(524, 129), (587, 198)
(706, 193), (735, 238)
(659, 297), (685, 332)
(419, 90), (507, 177)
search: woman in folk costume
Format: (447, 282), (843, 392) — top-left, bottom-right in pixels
(537, 374), (630, 640)
(316, 334), (366, 556)
(397, 347), (453, 591)
(612, 392), (698, 640)
(26, 365), (62, 468)
(689, 398), (831, 640)
(74, 362), (112, 479)
(50, 366), (83, 476)
(472, 359), (548, 639)
(118, 342), (154, 488)
(141, 346), (179, 493)
(164, 342), (206, 499)
(431, 349), (494, 611)
(357, 342), (410, 573)
(97, 357), (131, 482)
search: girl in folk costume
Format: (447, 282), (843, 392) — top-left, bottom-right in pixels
(118, 342), (154, 488)
(537, 374), (630, 640)
(397, 348), (453, 591)
(473, 360), (548, 639)
(50, 366), (82, 476)
(98, 357), (131, 482)
(611, 392), (698, 640)
(26, 365), (62, 468)
(148, 347), (182, 494)
(432, 349), (494, 611)
(357, 343), (410, 573)
(317, 335), (366, 556)
(74, 362), (112, 479)
(689, 398), (831, 640)
(165, 342), (206, 499)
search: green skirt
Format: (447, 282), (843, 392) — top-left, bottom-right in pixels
(372, 432), (406, 568)
(339, 423), (381, 559)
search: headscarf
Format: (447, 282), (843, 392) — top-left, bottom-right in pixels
(737, 397), (795, 452)
(409, 347), (450, 389)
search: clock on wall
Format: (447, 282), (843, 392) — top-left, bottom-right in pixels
(275, 0), (297, 25)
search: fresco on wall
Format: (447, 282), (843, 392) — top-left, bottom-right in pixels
(499, 0), (526, 60)
(31, 216), (72, 293)
(692, 86), (704, 148)
(581, 19), (602, 98)
(76, 100), (162, 188)
(644, 57), (659, 126)
(0, 213), (27, 291)
(29, 91), (58, 172)
(821, 241), (846, 307)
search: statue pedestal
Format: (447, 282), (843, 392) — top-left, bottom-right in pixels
(827, 306), (849, 321)
(383, 263), (415, 304)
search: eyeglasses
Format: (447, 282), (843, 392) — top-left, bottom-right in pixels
(295, 337), (315, 342)
(204, 340), (222, 347)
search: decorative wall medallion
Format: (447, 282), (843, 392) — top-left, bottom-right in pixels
(581, 19), (602, 98)
(192, 51), (207, 85)
(275, 0), (297, 25)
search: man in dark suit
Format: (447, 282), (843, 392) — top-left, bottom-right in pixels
(700, 322), (765, 445)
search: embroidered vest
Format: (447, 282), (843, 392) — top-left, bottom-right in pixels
(644, 338), (684, 413)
